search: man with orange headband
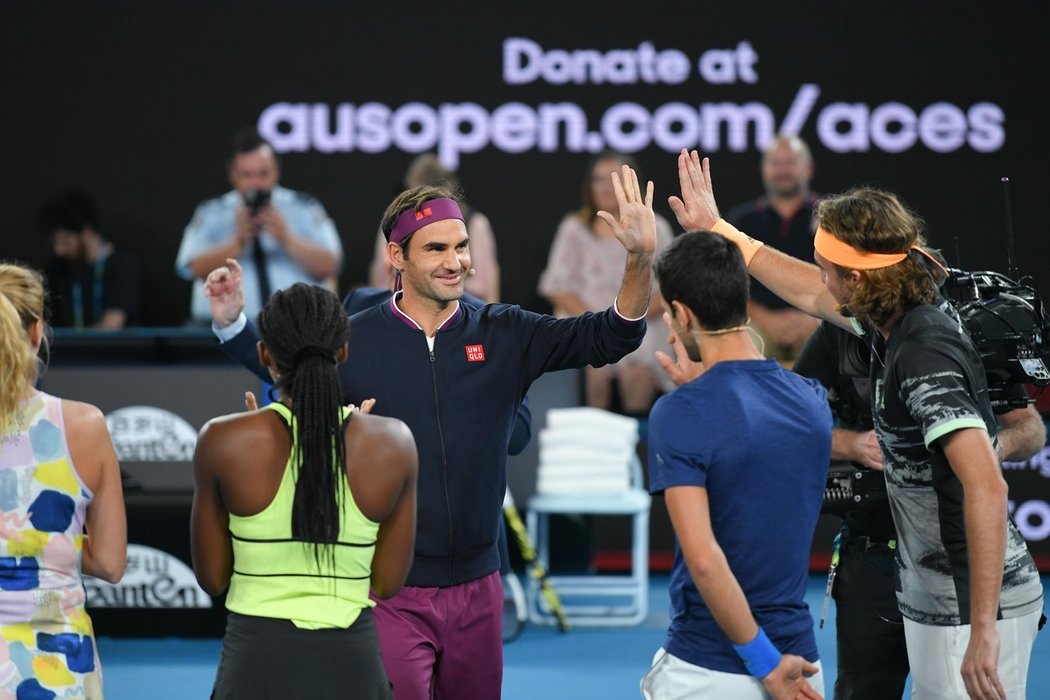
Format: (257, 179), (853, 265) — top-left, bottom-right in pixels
(204, 168), (657, 700)
(667, 149), (1045, 700)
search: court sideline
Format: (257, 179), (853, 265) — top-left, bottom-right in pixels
(97, 574), (1050, 699)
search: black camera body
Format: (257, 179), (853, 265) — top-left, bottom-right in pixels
(242, 188), (271, 215)
(821, 462), (890, 517)
(941, 269), (1050, 411)
(820, 267), (1050, 515)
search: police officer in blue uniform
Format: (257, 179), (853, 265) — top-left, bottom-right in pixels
(175, 128), (342, 323)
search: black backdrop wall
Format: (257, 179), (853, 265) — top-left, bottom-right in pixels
(2, 1), (1049, 324)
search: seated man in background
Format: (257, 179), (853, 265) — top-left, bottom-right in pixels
(725, 135), (819, 365)
(643, 230), (830, 700)
(175, 127), (343, 323)
(38, 189), (139, 329)
(369, 153), (500, 302)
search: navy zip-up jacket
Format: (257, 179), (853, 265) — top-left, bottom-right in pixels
(220, 296), (644, 587)
(342, 289), (532, 456)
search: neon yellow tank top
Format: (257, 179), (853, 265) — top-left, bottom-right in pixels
(225, 402), (378, 630)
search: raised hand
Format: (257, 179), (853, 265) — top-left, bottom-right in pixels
(668, 149), (721, 232)
(203, 258), (246, 328)
(595, 164), (656, 256)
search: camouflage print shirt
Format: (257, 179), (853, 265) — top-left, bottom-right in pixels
(871, 304), (1042, 626)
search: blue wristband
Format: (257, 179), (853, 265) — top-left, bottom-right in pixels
(732, 627), (781, 679)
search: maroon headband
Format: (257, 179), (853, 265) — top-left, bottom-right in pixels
(387, 197), (465, 245)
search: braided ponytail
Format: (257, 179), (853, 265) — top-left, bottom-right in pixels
(257, 284), (349, 572)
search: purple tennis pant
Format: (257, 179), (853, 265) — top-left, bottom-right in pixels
(373, 571), (503, 700)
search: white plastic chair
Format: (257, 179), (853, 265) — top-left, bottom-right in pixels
(525, 407), (651, 626)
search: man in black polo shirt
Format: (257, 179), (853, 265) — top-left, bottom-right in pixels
(726, 136), (819, 364)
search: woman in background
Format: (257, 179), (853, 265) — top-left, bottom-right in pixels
(0, 263), (127, 700)
(538, 151), (676, 414)
(191, 283), (417, 700)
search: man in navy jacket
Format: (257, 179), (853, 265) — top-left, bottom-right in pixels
(203, 166), (657, 700)
(227, 284), (533, 457)
(224, 284), (531, 583)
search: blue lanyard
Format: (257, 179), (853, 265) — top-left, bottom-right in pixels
(71, 251), (106, 329)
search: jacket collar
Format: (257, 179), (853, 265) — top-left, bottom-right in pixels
(388, 291), (462, 333)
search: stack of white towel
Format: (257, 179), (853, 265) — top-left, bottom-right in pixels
(535, 407), (640, 496)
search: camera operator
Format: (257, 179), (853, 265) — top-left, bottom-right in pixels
(669, 149), (1045, 699)
(175, 128), (343, 323)
(794, 318), (1043, 700)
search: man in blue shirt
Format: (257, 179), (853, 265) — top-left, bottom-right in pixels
(175, 128), (342, 323)
(643, 230), (830, 700)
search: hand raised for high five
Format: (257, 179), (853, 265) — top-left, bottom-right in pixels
(204, 258), (246, 328)
(595, 164), (657, 256)
(668, 149), (721, 232)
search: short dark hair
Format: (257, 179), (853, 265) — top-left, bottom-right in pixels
(37, 190), (100, 237)
(231, 127), (273, 159)
(655, 231), (749, 330)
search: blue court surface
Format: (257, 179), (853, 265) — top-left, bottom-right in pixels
(98, 575), (1050, 699)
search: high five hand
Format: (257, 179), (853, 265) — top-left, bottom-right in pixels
(668, 149), (721, 232)
(596, 164), (656, 256)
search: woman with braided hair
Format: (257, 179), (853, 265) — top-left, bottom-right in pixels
(192, 283), (418, 699)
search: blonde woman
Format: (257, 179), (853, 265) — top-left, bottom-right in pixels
(0, 263), (126, 700)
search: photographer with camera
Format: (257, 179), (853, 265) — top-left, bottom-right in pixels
(176, 128), (343, 323)
(669, 149), (1045, 700)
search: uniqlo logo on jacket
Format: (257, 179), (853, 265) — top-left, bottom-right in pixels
(465, 344), (486, 362)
